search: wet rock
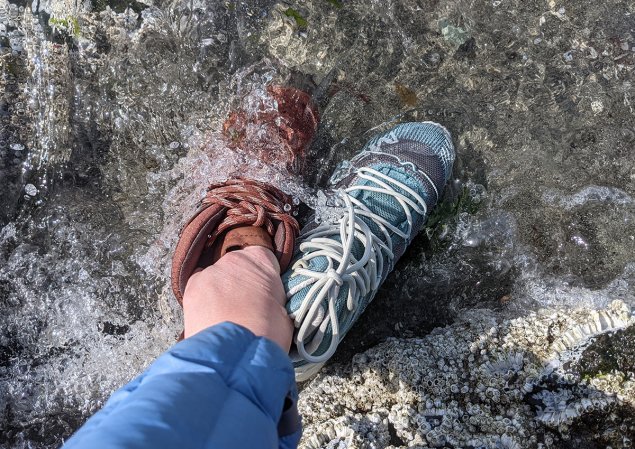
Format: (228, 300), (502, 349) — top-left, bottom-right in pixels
(455, 37), (477, 60)
(300, 301), (635, 448)
(576, 325), (635, 377)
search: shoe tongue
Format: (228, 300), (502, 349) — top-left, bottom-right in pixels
(209, 226), (275, 261)
(197, 226), (276, 268)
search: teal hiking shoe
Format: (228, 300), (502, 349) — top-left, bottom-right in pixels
(283, 121), (455, 381)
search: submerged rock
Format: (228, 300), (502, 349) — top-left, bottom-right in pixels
(438, 19), (470, 47)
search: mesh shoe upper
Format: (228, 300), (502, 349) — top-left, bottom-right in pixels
(283, 122), (455, 377)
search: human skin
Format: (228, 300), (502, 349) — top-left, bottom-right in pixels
(182, 245), (294, 352)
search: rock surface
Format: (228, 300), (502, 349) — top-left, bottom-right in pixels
(300, 301), (635, 448)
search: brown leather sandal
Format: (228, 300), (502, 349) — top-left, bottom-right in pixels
(171, 178), (300, 304)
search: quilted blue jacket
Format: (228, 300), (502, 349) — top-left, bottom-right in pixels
(64, 322), (302, 449)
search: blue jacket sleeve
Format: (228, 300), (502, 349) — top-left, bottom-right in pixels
(63, 322), (302, 449)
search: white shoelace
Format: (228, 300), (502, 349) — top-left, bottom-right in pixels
(287, 167), (434, 363)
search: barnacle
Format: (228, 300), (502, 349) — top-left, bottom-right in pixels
(299, 301), (634, 448)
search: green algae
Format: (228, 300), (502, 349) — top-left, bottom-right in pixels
(283, 7), (308, 31)
(49, 17), (80, 38)
(423, 184), (481, 254)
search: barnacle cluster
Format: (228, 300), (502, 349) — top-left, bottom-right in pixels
(299, 301), (635, 448)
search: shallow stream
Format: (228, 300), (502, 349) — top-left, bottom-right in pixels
(1, 0), (634, 447)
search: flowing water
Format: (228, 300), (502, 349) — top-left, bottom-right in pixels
(1, 0), (634, 447)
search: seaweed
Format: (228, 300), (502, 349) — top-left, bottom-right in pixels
(283, 8), (308, 31)
(49, 17), (80, 37)
(394, 83), (418, 107)
(422, 184), (481, 253)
